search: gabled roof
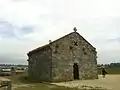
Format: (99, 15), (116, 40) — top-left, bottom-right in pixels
(27, 44), (50, 56)
(27, 31), (95, 56)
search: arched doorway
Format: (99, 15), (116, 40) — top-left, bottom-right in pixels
(73, 63), (79, 80)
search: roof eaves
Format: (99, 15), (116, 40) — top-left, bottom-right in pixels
(28, 44), (50, 55)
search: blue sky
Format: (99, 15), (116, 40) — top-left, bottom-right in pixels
(0, 0), (120, 64)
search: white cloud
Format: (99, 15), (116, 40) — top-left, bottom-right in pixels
(0, 0), (120, 64)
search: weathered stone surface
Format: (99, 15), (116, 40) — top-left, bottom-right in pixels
(51, 32), (98, 81)
(27, 31), (98, 82)
(28, 46), (52, 82)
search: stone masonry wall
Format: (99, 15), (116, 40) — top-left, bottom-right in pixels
(28, 46), (52, 82)
(51, 32), (98, 82)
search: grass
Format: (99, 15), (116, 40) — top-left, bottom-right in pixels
(3, 74), (80, 90)
(3, 73), (106, 90)
(106, 67), (120, 74)
(13, 83), (78, 90)
(98, 67), (120, 75)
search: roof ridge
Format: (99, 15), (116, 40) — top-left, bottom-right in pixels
(27, 31), (95, 55)
(28, 32), (74, 55)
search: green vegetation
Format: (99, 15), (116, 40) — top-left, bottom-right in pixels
(105, 67), (120, 74)
(98, 63), (120, 74)
(98, 67), (120, 75)
(5, 74), (79, 90)
(4, 73), (105, 90)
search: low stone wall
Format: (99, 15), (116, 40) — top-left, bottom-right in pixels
(0, 77), (12, 90)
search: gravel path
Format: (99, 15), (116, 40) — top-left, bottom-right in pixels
(52, 75), (120, 90)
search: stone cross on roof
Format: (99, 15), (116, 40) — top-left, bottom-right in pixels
(73, 27), (77, 32)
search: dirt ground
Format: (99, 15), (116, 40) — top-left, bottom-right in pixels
(52, 75), (120, 90)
